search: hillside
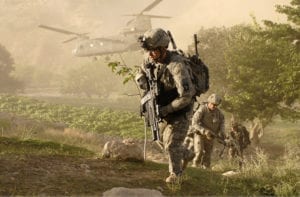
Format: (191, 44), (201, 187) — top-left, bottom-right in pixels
(0, 129), (299, 196)
(0, 137), (238, 196)
(0, 95), (298, 196)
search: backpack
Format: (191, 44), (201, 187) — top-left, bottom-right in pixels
(174, 50), (210, 97)
(186, 54), (210, 96)
(167, 31), (209, 97)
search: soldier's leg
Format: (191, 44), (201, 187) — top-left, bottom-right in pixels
(228, 147), (236, 160)
(163, 115), (188, 176)
(201, 137), (214, 168)
(182, 135), (195, 170)
(192, 134), (203, 167)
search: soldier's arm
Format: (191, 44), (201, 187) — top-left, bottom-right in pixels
(191, 105), (207, 135)
(163, 61), (195, 113)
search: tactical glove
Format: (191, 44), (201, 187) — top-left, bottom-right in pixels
(159, 105), (174, 117)
(218, 132), (225, 141)
(204, 129), (214, 140)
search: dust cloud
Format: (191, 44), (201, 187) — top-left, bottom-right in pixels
(0, 0), (289, 68)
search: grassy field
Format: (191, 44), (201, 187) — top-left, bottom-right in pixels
(0, 136), (298, 196)
(0, 94), (299, 196)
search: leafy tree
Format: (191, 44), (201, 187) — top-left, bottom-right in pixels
(263, 0), (300, 50)
(222, 24), (299, 126)
(188, 4), (300, 127)
(0, 43), (23, 93)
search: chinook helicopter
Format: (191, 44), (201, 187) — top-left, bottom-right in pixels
(38, 0), (170, 58)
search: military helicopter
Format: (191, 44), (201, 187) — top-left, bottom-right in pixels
(38, 0), (170, 58)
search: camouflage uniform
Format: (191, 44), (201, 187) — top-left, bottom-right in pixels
(136, 50), (196, 176)
(228, 122), (251, 160)
(191, 101), (225, 168)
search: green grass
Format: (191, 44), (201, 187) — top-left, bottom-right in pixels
(0, 133), (299, 196)
(0, 137), (94, 157)
(0, 94), (299, 196)
(0, 94), (145, 139)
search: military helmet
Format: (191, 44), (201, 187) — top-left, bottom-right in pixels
(207, 93), (222, 105)
(138, 28), (170, 50)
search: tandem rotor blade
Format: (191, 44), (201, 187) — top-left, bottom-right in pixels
(38, 25), (89, 37)
(140, 0), (163, 14)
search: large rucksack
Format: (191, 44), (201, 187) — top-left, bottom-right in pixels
(168, 31), (209, 97)
(186, 54), (209, 96)
(171, 50), (210, 97)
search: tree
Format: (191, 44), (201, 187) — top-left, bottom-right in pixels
(188, 4), (300, 127)
(0, 43), (23, 93)
(264, 0), (300, 43)
(222, 24), (299, 127)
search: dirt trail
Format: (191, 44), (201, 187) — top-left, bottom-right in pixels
(0, 154), (166, 196)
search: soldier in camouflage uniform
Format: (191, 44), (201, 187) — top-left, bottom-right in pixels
(136, 28), (196, 183)
(227, 119), (251, 161)
(190, 94), (225, 169)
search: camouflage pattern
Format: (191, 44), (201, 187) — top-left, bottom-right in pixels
(137, 51), (196, 111)
(136, 50), (195, 176)
(139, 28), (170, 50)
(228, 123), (251, 160)
(191, 102), (225, 168)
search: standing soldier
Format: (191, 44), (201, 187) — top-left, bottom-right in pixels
(191, 93), (225, 169)
(227, 118), (251, 163)
(135, 28), (196, 183)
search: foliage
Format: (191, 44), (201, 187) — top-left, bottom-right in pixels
(187, 1), (300, 126)
(0, 95), (144, 139)
(222, 24), (300, 125)
(0, 43), (24, 92)
(108, 62), (139, 85)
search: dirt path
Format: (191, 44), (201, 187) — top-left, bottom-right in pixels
(0, 154), (166, 196)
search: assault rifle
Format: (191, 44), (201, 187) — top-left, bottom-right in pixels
(208, 131), (242, 161)
(211, 131), (244, 168)
(140, 63), (161, 141)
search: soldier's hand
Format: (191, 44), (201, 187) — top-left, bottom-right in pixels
(159, 106), (168, 117)
(218, 132), (225, 140)
(159, 105), (174, 117)
(187, 130), (194, 137)
(204, 129), (214, 140)
(224, 138), (231, 146)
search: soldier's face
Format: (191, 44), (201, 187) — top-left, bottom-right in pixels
(208, 102), (218, 111)
(149, 48), (161, 62)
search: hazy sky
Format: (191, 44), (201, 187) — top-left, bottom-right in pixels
(150, 0), (289, 49)
(0, 0), (290, 66)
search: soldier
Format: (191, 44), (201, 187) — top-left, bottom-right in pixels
(190, 93), (225, 169)
(135, 28), (196, 183)
(227, 119), (251, 162)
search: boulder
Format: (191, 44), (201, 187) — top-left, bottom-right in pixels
(103, 187), (164, 197)
(102, 139), (144, 162)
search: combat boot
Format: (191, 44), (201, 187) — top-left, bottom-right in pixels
(165, 173), (182, 184)
(182, 150), (195, 170)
